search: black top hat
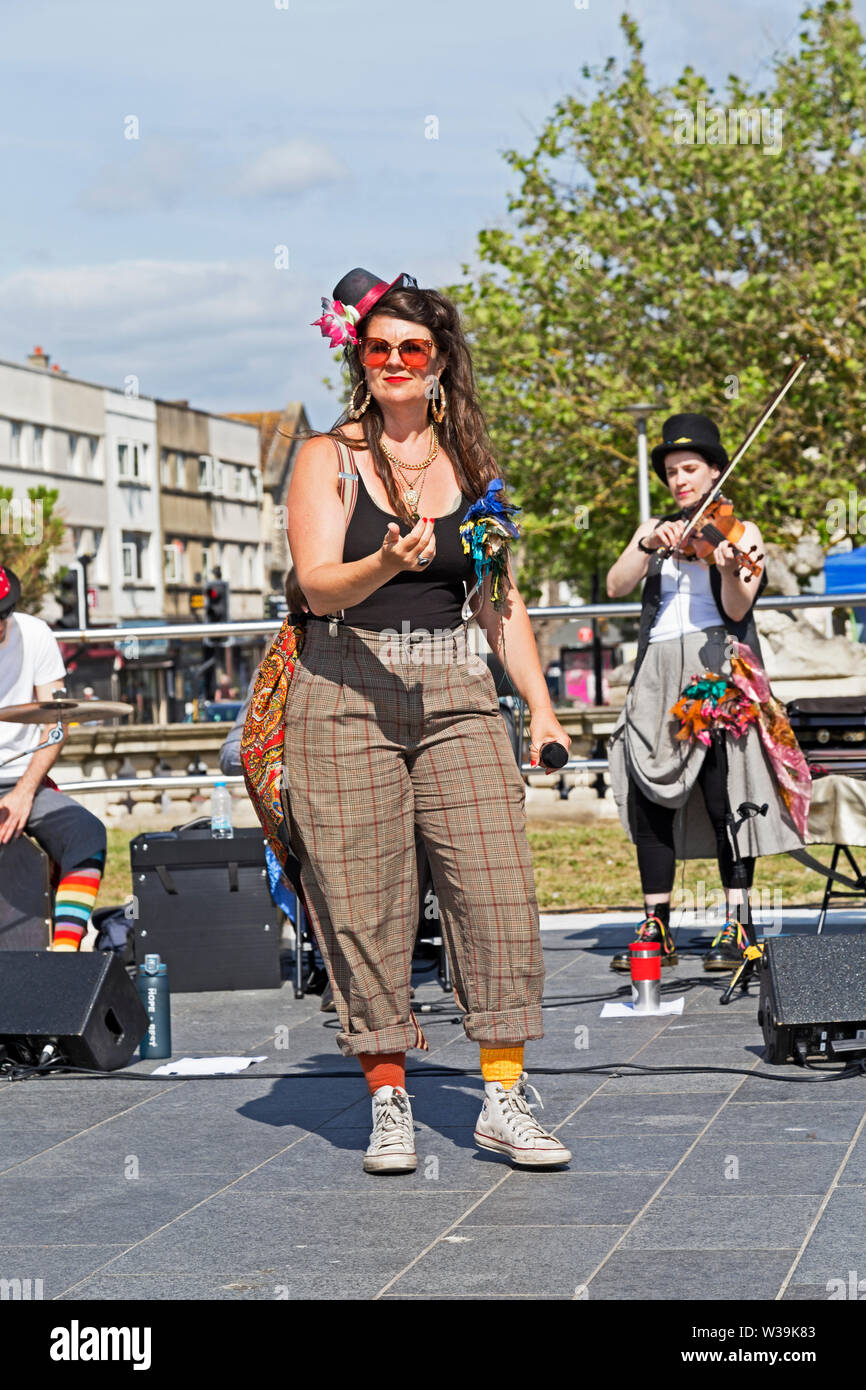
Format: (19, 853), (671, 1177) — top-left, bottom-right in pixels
(651, 413), (729, 482)
(332, 268), (418, 320)
(0, 565), (21, 617)
(312, 267), (420, 350)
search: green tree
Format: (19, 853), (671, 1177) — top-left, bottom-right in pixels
(446, 1), (866, 598)
(0, 484), (66, 611)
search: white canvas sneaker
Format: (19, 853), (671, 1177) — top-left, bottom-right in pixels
(474, 1074), (572, 1167)
(363, 1086), (418, 1174)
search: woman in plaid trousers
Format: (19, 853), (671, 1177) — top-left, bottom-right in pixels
(283, 266), (572, 1174)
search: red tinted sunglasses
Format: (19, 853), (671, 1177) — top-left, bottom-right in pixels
(357, 337), (434, 369)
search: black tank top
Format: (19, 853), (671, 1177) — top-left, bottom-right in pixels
(340, 459), (476, 632)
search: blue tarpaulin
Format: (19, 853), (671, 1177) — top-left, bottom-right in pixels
(825, 550), (866, 641)
(825, 549), (866, 593)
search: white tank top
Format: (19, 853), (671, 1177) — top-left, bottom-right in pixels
(648, 555), (722, 643)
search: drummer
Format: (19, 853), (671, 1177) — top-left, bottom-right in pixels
(0, 566), (107, 951)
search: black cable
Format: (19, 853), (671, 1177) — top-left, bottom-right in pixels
(4, 1056), (863, 1084)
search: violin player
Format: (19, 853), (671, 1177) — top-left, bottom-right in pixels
(605, 414), (810, 972)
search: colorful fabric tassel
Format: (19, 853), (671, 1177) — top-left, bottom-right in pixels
(669, 642), (812, 839)
(459, 479), (521, 614)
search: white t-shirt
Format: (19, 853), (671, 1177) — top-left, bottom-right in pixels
(0, 613), (67, 780)
(648, 556), (722, 643)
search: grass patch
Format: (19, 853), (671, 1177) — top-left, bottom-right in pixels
(102, 821), (846, 915)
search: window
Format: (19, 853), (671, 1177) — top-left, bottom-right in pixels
(68, 433), (80, 473)
(33, 427), (43, 468)
(11, 421), (21, 465)
(85, 437), (99, 477)
(118, 440), (147, 481)
(243, 546), (256, 588)
(160, 449), (174, 487)
(201, 545), (211, 580)
(121, 532), (148, 583)
(246, 467), (259, 502)
(198, 455), (214, 492)
(176, 454), (187, 489)
(212, 458), (224, 495)
(163, 542), (183, 584)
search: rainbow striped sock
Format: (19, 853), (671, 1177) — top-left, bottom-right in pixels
(53, 850), (105, 950)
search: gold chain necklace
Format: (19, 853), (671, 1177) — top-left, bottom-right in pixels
(380, 424), (439, 518)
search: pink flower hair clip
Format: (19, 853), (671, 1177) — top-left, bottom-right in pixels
(311, 297), (361, 349)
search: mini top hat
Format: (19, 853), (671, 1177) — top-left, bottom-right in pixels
(312, 267), (419, 350)
(0, 565), (21, 617)
(651, 413), (729, 482)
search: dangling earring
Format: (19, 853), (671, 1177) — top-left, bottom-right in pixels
(428, 377), (446, 424)
(348, 379), (371, 418)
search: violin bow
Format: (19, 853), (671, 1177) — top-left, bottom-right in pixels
(662, 354), (810, 557)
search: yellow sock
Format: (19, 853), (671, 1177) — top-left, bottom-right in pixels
(479, 1045), (524, 1089)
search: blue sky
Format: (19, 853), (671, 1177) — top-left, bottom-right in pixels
(1, 0), (861, 428)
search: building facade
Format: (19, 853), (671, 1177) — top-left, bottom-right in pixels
(0, 348), (267, 719)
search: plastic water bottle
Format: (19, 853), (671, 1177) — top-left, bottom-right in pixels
(137, 954), (171, 1059)
(211, 778), (233, 838)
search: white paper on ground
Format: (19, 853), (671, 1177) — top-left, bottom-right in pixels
(150, 1056), (267, 1076)
(600, 998), (685, 1018)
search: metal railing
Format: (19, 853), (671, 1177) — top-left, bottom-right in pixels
(55, 588), (866, 643)
(51, 590), (866, 793)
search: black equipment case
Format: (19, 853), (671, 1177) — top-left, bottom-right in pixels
(786, 695), (866, 777)
(0, 836), (52, 949)
(129, 824), (280, 992)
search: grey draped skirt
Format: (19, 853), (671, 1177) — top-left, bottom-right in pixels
(607, 626), (803, 861)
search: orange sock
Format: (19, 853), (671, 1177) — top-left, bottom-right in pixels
(479, 1045), (524, 1089)
(359, 1051), (406, 1096)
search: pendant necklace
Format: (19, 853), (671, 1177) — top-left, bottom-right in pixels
(380, 424), (439, 520)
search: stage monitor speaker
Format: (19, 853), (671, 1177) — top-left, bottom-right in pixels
(130, 827), (280, 992)
(0, 952), (148, 1071)
(757, 933), (866, 1064)
(0, 836), (52, 949)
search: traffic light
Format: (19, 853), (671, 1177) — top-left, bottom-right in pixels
(56, 564), (83, 630)
(205, 580), (229, 627)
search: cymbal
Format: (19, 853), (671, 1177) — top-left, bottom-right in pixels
(0, 699), (134, 725)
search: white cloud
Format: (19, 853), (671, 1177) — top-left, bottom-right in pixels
(233, 139), (348, 197)
(0, 257), (321, 401)
(77, 136), (347, 215)
(79, 138), (202, 214)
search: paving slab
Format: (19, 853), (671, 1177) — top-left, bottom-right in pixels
(619, 1194), (823, 1251)
(586, 1249), (798, 1301)
(3, 923), (865, 1302)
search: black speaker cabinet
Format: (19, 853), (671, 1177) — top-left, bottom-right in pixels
(130, 827), (280, 992)
(0, 836), (52, 950)
(0, 952), (147, 1070)
(758, 934), (866, 1064)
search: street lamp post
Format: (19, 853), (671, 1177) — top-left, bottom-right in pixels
(619, 403), (666, 525)
(76, 552), (95, 630)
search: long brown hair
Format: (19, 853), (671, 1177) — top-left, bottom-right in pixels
(291, 285), (507, 528)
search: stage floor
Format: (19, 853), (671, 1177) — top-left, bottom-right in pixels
(2, 919), (865, 1302)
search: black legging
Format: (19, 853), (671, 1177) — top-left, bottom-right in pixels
(632, 734), (755, 895)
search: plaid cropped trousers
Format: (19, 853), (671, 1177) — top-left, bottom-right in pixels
(280, 617), (545, 1057)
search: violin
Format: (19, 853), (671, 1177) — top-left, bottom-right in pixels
(673, 495), (764, 580)
(658, 356), (810, 582)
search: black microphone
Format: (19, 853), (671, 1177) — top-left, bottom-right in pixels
(539, 741), (568, 770)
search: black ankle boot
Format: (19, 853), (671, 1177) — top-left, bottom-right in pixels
(611, 907), (678, 972)
(703, 919), (749, 972)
